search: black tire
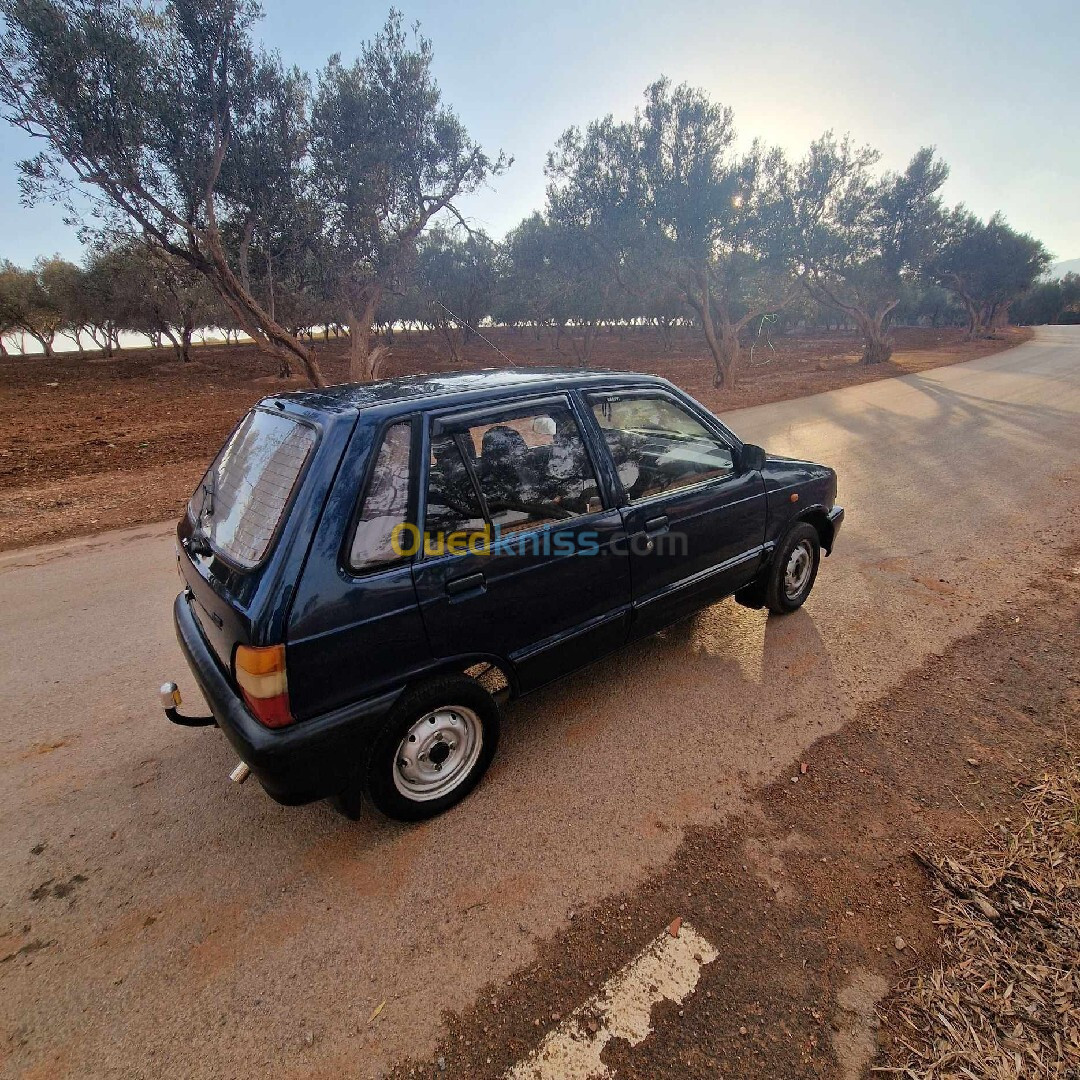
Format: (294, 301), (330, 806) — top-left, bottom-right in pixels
(365, 675), (500, 822)
(765, 522), (821, 614)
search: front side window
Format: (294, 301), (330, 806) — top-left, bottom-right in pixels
(349, 422), (412, 570)
(589, 394), (733, 503)
(189, 409), (316, 569)
(433, 403), (601, 538)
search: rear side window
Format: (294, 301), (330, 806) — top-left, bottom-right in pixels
(436, 403), (601, 536)
(189, 409), (316, 569)
(426, 434), (486, 535)
(349, 422), (412, 570)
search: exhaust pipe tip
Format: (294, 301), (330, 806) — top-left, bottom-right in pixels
(230, 762), (251, 785)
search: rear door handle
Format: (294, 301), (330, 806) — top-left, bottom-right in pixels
(644, 514), (669, 534)
(446, 572), (486, 597)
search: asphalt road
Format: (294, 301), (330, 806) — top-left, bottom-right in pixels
(2, 326), (1078, 1079)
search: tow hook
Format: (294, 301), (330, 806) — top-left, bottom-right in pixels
(159, 682), (216, 727)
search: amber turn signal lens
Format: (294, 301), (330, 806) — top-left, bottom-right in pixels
(236, 643), (286, 677)
(234, 644), (294, 728)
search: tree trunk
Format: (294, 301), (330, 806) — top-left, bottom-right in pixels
(59, 330), (85, 355)
(437, 321), (463, 363)
(238, 216), (254, 299)
(347, 288), (387, 382)
(201, 219), (325, 387)
(687, 266), (738, 389)
(27, 331), (54, 358)
(854, 311), (893, 364)
(962, 296), (984, 338)
(162, 328), (180, 361)
(266, 251), (276, 324)
(573, 322), (599, 365)
(714, 310), (742, 388)
(658, 317), (673, 350)
(180, 323), (194, 363)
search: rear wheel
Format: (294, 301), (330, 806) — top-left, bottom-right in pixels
(765, 522), (821, 614)
(366, 676), (500, 821)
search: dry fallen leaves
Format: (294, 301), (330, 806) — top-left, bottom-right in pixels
(874, 761), (1080, 1079)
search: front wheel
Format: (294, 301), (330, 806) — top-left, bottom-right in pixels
(366, 676), (501, 821)
(765, 522), (821, 614)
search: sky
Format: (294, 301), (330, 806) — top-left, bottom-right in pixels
(1, 0), (1077, 266)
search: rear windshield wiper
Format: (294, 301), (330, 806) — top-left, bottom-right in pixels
(198, 477), (215, 520)
(186, 478), (216, 556)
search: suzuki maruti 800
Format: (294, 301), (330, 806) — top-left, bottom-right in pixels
(161, 369), (843, 820)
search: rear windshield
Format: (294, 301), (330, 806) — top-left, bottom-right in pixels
(188, 409), (316, 569)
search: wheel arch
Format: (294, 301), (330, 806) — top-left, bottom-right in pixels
(795, 504), (836, 555)
(404, 653), (517, 702)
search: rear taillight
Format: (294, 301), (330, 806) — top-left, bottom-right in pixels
(234, 644), (294, 728)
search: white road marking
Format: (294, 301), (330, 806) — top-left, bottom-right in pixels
(506, 922), (718, 1080)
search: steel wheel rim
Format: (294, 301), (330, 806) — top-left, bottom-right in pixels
(784, 540), (814, 599)
(392, 706), (483, 802)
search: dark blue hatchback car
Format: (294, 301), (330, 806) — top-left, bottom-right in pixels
(163, 368), (843, 820)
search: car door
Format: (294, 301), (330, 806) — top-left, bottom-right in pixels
(583, 389), (767, 638)
(411, 394), (632, 693)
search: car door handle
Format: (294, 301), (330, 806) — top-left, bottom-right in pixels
(446, 572), (486, 597)
(644, 515), (669, 534)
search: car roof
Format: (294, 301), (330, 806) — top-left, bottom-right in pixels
(265, 366), (675, 416)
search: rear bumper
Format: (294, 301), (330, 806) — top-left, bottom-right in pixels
(172, 592), (399, 805)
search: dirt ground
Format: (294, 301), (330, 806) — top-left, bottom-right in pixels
(1, 330), (1075, 1080)
(0, 325), (1030, 551)
(384, 546), (1079, 1079)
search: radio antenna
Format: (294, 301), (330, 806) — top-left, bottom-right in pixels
(433, 300), (517, 367)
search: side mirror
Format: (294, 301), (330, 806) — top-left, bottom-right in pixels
(738, 443), (767, 473)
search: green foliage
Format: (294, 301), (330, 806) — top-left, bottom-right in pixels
(1010, 273), (1080, 326)
(410, 227), (497, 359)
(543, 79), (798, 382)
(791, 136), (949, 362)
(929, 210), (1051, 334)
(310, 12), (506, 378)
(0, 258), (62, 353)
(0, 8), (1052, 380)
(0, 2), (503, 382)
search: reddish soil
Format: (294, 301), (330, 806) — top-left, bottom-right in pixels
(0, 325), (1030, 552)
(382, 546), (1079, 1079)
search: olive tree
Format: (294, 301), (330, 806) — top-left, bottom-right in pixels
(1011, 273), (1080, 326)
(929, 209), (1050, 336)
(0, 259), (62, 355)
(35, 256), (88, 352)
(547, 80), (798, 387)
(0, 0), (327, 384)
(414, 227), (497, 362)
(790, 137), (948, 363)
(495, 213), (562, 335)
(310, 13), (507, 381)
